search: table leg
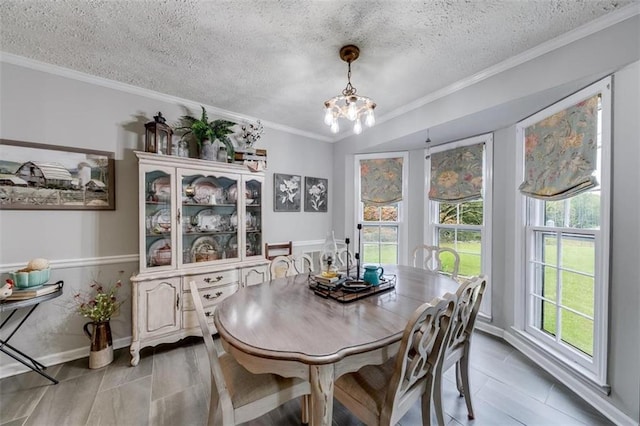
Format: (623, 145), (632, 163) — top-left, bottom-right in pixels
(309, 364), (334, 426)
(0, 305), (58, 384)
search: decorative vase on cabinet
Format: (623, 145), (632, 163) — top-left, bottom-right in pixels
(130, 151), (268, 366)
(199, 139), (217, 161)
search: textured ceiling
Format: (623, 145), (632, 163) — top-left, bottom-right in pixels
(0, 0), (634, 141)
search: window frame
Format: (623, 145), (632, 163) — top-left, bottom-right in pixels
(424, 133), (493, 317)
(514, 77), (611, 387)
(354, 151), (409, 265)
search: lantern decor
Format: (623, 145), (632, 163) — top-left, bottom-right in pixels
(145, 112), (173, 155)
(321, 230), (339, 276)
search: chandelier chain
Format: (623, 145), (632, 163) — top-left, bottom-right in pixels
(342, 62), (357, 96)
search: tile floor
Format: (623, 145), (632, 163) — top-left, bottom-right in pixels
(0, 332), (614, 425)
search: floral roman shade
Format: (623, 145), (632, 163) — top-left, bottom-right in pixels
(360, 157), (403, 206)
(518, 94), (599, 200)
(429, 143), (483, 202)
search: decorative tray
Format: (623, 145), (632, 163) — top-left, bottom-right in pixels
(308, 275), (396, 303)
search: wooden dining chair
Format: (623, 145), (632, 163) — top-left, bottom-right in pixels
(188, 280), (310, 426)
(334, 292), (458, 426)
(336, 248), (355, 273)
(264, 241), (292, 260)
(292, 253), (315, 274)
(432, 275), (487, 424)
(269, 255), (296, 278)
(412, 245), (461, 280)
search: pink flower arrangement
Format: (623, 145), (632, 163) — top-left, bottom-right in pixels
(74, 278), (124, 322)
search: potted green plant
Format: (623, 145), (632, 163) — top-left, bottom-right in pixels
(176, 106), (236, 161)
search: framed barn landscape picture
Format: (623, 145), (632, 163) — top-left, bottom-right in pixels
(304, 176), (328, 212)
(0, 139), (115, 210)
(273, 173), (301, 212)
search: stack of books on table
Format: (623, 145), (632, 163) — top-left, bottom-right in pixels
(5, 282), (61, 300)
(234, 149), (267, 170)
(312, 274), (346, 289)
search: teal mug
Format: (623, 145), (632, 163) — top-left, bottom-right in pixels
(363, 265), (384, 286)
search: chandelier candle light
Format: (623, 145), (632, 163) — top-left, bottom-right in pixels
(324, 45), (376, 135)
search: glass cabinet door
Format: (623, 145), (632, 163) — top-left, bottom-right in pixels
(179, 169), (240, 266)
(244, 176), (263, 258)
(142, 168), (174, 271)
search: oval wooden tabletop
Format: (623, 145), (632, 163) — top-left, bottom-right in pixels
(214, 264), (460, 364)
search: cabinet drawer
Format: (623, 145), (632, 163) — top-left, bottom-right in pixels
(184, 269), (239, 291)
(183, 309), (217, 334)
(183, 282), (239, 311)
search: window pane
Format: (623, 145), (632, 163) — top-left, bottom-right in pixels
(534, 232), (557, 266)
(380, 226), (397, 243)
(362, 226), (379, 243)
(439, 203), (458, 224)
(438, 228), (455, 244)
(363, 244), (380, 264)
(381, 205), (398, 221)
(363, 205), (380, 221)
(569, 191), (600, 230)
(561, 272), (594, 316)
(544, 200), (566, 227)
(438, 229), (482, 277)
(439, 201), (483, 225)
(379, 244), (398, 264)
(542, 299), (557, 337)
(561, 309), (594, 356)
(542, 265), (557, 303)
(560, 235), (594, 275)
(544, 192), (600, 229)
(459, 200), (483, 225)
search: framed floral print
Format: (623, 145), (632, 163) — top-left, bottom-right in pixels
(274, 173), (301, 212)
(304, 176), (328, 212)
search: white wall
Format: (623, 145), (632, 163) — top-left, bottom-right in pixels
(606, 60), (640, 421)
(0, 60), (333, 375)
(332, 18), (639, 425)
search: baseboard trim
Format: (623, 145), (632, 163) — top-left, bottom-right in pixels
(0, 336), (131, 379)
(475, 320), (504, 338)
(503, 330), (636, 426)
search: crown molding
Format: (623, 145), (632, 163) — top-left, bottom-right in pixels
(2, 3), (636, 145)
(333, 3), (640, 142)
(0, 52), (332, 143)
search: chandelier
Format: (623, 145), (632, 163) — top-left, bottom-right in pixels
(324, 45), (376, 135)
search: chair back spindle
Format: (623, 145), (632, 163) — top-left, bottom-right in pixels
(412, 245), (461, 279)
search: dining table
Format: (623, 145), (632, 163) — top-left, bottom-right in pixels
(213, 264), (460, 426)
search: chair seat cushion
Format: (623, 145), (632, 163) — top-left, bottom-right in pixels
(335, 357), (396, 416)
(219, 353), (306, 408)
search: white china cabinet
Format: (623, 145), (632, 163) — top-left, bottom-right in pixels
(130, 151), (268, 366)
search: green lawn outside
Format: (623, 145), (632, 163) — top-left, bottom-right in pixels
(540, 242), (595, 355)
(363, 244), (397, 264)
(363, 239), (594, 356)
(439, 241), (481, 277)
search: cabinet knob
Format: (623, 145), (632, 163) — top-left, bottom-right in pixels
(205, 311), (213, 317)
(203, 291), (223, 300)
(203, 276), (223, 283)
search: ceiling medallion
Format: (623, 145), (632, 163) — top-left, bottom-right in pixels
(323, 45), (376, 135)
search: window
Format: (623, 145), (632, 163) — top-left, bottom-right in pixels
(362, 204), (399, 264)
(356, 152), (408, 265)
(425, 134), (493, 316)
(515, 77), (610, 386)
